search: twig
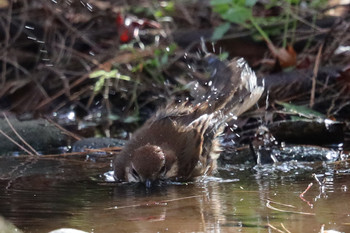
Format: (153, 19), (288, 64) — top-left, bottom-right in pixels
(6, 146), (121, 159)
(280, 223), (291, 233)
(267, 223), (286, 233)
(266, 200), (315, 215)
(312, 173), (323, 186)
(35, 48), (154, 110)
(300, 182), (313, 197)
(299, 182), (314, 207)
(45, 117), (82, 141)
(310, 43), (323, 107)
(0, 129), (34, 156)
(3, 113), (39, 155)
(106, 195), (203, 210)
(266, 199), (296, 208)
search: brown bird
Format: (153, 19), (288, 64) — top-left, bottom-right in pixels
(113, 54), (264, 187)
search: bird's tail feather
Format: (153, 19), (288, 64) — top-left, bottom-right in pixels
(194, 54), (264, 122)
(154, 54), (263, 127)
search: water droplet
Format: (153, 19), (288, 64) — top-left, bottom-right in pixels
(341, 185), (347, 192)
(86, 2), (93, 11)
(27, 36), (36, 41)
(25, 25), (34, 30)
(67, 111), (75, 121)
(281, 142), (286, 148)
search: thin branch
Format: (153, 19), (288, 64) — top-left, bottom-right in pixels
(310, 44), (323, 108)
(0, 129), (34, 156)
(266, 200), (315, 216)
(3, 113), (39, 155)
(45, 117), (82, 141)
(280, 223), (291, 233)
(267, 223), (286, 233)
(106, 195), (203, 210)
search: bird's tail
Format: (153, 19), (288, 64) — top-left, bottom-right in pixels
(154, 54), (264, 126)
(193, 54), (264, 122)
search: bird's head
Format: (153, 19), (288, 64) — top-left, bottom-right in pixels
(127, 143), (177, 188)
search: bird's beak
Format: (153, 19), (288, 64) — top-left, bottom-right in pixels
(145, 179), (152, 188)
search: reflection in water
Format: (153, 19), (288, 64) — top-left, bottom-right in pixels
(0, 156), (349, 232)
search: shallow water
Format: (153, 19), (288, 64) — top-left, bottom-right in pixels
(0, 154), (349, 233)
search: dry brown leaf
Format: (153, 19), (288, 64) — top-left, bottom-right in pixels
(267, 40), (297, 68)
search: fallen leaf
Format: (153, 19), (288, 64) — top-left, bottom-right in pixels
(266, 40), (297, 68)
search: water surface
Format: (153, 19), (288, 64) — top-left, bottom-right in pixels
(0, 155), (349, 232)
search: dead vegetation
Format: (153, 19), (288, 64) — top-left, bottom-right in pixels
(0, 0), (349, 146)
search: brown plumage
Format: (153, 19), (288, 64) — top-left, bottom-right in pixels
(113, 54), (264, 187)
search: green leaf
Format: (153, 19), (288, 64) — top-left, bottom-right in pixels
(245, 0), (257, 7)
(116, 73), (131, 81)
(108, 114), (120, 121)
(105, 70), (117, 78)
(221, 6), (252, 24)
(166, 43), (177, 54)
(123, 115), (140, 123)
(93, 77), (105, 93)
(91, 69), (131, 93)
(276, 101), (325, 119)
(160, 54), (168, 65)
(218, 52), (229, 60)
(211, 4), (231, 14)
(210, 0), (232, 5)
(89, 70), (107, 79)
(212, 22), (231, 40)
(290, 115), (305, 121)
(154, 10), (163, 18)
(310, 0), (327, 8)
(154, 49), (162, 56)
(164, 1), (174, 11)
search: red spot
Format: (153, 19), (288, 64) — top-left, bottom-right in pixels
(116, 13), (124, 26)
(119, 29), (131, 43)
